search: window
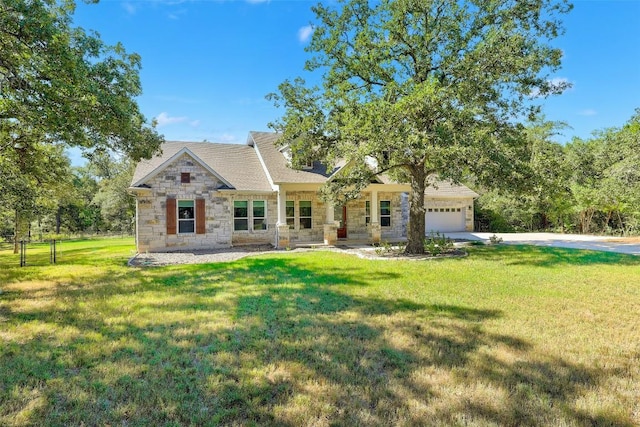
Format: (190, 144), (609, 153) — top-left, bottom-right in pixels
(253, 200), (266, 230)
(380, 201), (391, 227)
(365, 201), (371, 224)
(299, 201), (312, 229)
(178, 200), (195, 233)
(286, 201), (295, 229)
(234, 200), (268, 231)
(234, 201), (248, 231)
(181, 172), (191, 184)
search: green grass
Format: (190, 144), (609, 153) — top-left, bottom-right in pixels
(1, 239), (639, 426)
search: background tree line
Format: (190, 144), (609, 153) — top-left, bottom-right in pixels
(476, 109), (640, 235)
(1, 0), (162, 251)
(0, 153), (136, 241)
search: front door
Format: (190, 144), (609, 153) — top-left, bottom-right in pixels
(335, 205), (347, 238)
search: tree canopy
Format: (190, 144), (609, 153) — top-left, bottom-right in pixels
(269, 0), (572, 253)
(1, 0), (163, 248)
(0, 0), (163, 160)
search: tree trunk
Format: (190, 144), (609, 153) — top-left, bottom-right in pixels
(13, 209), (20, 254)
(56, 206), (62, 234)
(405, 166), (427, 254)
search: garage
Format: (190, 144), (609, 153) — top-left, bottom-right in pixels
(425, 207), (466, 232)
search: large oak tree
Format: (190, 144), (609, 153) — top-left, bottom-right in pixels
(1, 0), (163, 248)
(269, 0), (572, 253)
(0, 0), (163, 160)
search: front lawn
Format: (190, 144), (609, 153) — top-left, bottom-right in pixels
(1, 238), (639, 426)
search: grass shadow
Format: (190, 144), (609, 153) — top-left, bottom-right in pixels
(1, 245), (637, 425)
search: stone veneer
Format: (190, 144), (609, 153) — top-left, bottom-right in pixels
(134, 154), (473, 252)
(134, 153), (277, 252)
(284, 191), (406, 244)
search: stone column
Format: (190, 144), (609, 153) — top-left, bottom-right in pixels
(275, 188), (290, 248)
(370, 190), (381, 244)
(324, 223), (338, 246)
(323, 200), (337, 245)
(325, 201), (334, 224)
(276, 224), (290, 249)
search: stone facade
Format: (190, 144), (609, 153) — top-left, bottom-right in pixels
(133, 153), (474, 252)
(230, 194), (278, 246)
(135, 154), (233, 252)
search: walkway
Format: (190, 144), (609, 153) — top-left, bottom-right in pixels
(445, 232), (640, 256)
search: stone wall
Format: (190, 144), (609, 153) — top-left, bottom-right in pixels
(283, 191), (406, 243)
(230, 194), (278, 246)
(135, 154), (233, 252)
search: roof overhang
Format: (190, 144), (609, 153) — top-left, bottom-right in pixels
(131, 147), (234, 189)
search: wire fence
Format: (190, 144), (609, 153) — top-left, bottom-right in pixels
(0, 233), (134, 267)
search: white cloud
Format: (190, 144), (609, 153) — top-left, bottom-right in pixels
(189, 120), (201, 127)
(548, 77), (571, 88)
(156, 112), (188, 127)
(578, 109), (597, 116)
(298, 25), (314, 43)
(122, 2), (136, 15)
(529, 77), (573, 98)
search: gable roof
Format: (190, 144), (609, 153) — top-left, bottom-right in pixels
(131, 141), (273, 192)
(248, 131), (343, 185)
(131, 132), (479, 199)
(425, 177), (479, 198)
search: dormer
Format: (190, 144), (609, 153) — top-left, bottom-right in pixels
(279, 144), (314, 170)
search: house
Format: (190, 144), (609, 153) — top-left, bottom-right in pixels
(129, 131), (478, 252)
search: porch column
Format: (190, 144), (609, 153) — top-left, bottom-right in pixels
(370, 190), (381, 244)
(323, 200), (338, 245)
(276, 188), (290, 249)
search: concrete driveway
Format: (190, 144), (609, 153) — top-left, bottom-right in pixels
(444, 232), (640, 256)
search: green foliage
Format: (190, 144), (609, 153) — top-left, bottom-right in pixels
(0, 0), (163, 244)
(475, 110), (640, 236)
(0, 0), (163, 161)
(270, 0), (572, 253)
(423, 232), (455, 255)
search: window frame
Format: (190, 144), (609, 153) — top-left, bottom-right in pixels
(286, 200), (295, 229)
(233, 200), (249, 231)
(234, 200), (268, 232)
(252, 200), (267, 231)
(380, 200), (391, 227)
(299, 200), (312, 229)
(181, 172), (191, 184)
(177, 199), (195, 234)
(365, 201), (371, 225)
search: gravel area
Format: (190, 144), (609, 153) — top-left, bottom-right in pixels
(127, 243), (468, 267)
(128, 245), (278, 266)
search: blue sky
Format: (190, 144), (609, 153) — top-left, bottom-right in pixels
(72, 0), (640, 160)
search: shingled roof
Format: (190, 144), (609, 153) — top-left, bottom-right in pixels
(248, 131), (343, 184)
(131, 133), (479, 198)
(425, 177), (479, 198)
(130, 141), (273, 192)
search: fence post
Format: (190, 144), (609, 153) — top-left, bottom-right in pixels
(50, 239), (57, 264)
(20, 240), (26, 267)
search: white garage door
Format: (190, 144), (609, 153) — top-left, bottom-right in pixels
(425, 207), (465, 232)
